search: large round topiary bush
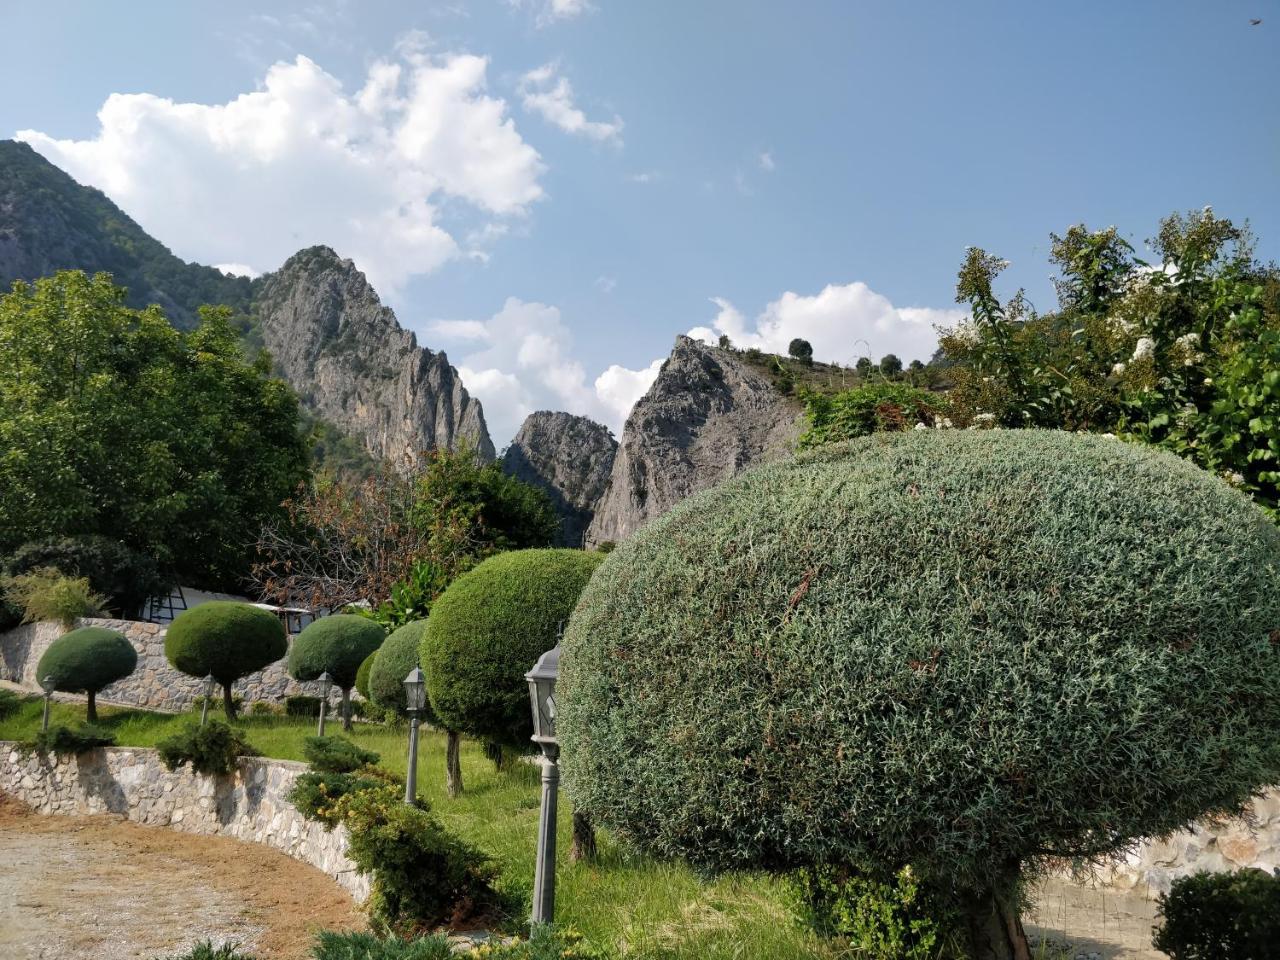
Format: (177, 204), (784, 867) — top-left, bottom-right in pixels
(288, 614), (386, 730)
(422, 549), (603, 750)
(557, 430), (1280, 960)
(166, 601), (287, 720)
(37, 626), (137, 722)
(369, 620), (432, 719)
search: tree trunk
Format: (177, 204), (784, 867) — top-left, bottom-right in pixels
(341, 687), (353, 731)
(570, 810), (597, 862)
(222, 683), (237, 721)
(86, 690), (97, 723)
(484, 740), (506, 771)
(446, 729), (463, 797)
(965, 876), (1031, 960)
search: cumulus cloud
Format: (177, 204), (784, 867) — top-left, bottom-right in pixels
(17, 48), (544, 297)
(509, 0), (593, 26)
(519, 63), (623, 144)
(427, 297), (660, 445)
(687, 282), (966, 366)
(214, 263), (261, 279)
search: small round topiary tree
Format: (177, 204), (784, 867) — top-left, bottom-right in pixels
(422, 549), (602, 795)
(369, 620), (432, 719)
(37, 626), (137, 722)
(166, 601), (287, 720)
(355, 650), (377, 701)
(557, 430), (1280, 960)
(288, 614), (386, 731)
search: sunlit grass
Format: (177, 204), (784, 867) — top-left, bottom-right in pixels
(0, 694), (835, 959)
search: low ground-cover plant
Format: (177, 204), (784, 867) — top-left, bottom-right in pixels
(1152, 868), (1280, 959)
(304, 735), (381, 773)
(157, 721), (259, 775)
(25, 723), (116, 755)
(3, 567), (105, 628)
(310, 930), (454, 960)
(36, 625), (137, 721)
(471, 925), (606, 959)
(156, 943), (257, 960)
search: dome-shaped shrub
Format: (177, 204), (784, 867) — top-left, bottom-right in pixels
(369, 620), (433, 720)
(289, 614), (386, 730)
(558, 430), (1280, 959)
(422, 549), (602, 749)
(37, 626), (137, 722)
(355, 650), (377, 701)
(166, 601), (286, 720)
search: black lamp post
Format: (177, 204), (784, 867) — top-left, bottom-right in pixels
(316, 671), (333, 737)
(39, 675), (56, 733)
(200, 673), (216, 726)
(526, 644), (561, 929)
(403, 665), (427, 805)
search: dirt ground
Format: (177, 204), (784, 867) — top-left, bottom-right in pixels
(1027, 877), (1163, 960)
(0, 794), (363, 960)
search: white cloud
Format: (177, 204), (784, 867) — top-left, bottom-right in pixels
(429, 297), (660, 445)
(627, 170), (660, 184)
(688, 282), (966, 366)
(509, 0), (593, 26)
(17, 48), (544, 298)
(758, 150), (775, 172)
(214, 262), (261, 279)
(595, 275), (617, 293)
(519, 62), (623, 144)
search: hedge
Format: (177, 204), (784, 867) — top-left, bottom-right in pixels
(557, 430), (1280, 939)
(422, 549), (602, 749)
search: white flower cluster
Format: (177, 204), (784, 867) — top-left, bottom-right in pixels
(1132, 337), (1156, 362)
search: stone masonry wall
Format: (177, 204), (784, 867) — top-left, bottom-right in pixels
(1, 618), (334, 712)
(0, 742), (369, 901)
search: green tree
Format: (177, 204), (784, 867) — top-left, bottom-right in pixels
(788, 338), (814, 365)
(879, 353), (903, 377)
(37, 626), (138, 722)
(855, 356), (874, 377)
(559, 431), (1280, 960)
(288, 614), (386, 731)
(0, 271), (310, 588)
(165, 601), (288, 720)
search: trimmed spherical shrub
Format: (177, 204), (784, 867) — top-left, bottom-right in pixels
(166, 601), (287, 720)
(36, 626), (137, 722)
(355, 650), (377, 700)
(369, 620), (432, 720)
(558, 430), (1280, 955)
(422, 549), (603, 749)
(289, 615), (387, 690)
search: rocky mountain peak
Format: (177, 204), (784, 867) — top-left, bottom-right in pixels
(503, 411), (618, 547)
(255, 247), (494, 465)
(587, 335), (802, 545)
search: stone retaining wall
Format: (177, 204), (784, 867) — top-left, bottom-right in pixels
(1, 618), (332, 713)
(0, 742), (369, 901)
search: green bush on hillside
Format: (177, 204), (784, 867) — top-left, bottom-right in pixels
(422, 550), (603, 750)
(4, 535), (168, 619)
(303, 735), (380, 773)
(157, 721), (259, 776)
(36, 625), (136, 721)
(1152, 868), (1280, 959)
(558, 430), (1280, 955)
(369, 620), (431, 719)
(797, 382), (948, 448)
(155, 942), (257, 960)
(26, 723), (116, 756)
(165, 602), (286, 720)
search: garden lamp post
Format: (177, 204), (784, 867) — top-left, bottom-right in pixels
(200, 673), (216, 726)
(403, 665), (427, 805)
(316, 671), (333, 737)
(526, 644), (561, 929)
(39, 675), (56, 733)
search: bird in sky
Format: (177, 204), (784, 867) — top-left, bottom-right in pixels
(1250, 18), (1263, 25)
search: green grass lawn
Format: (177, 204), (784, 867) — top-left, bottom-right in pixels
(0, 694), (835, 960)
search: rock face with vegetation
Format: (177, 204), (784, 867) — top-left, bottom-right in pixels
(255, 246), (494, 465)
(588, 336), (802, 545)
(502, 411), (617, 547)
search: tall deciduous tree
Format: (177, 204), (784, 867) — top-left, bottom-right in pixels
(0, 271), (309, 587)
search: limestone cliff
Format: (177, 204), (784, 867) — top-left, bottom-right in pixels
(254, 247), (494, 465)
(503, 412), (617, 547)
(587, 336), (802, 544)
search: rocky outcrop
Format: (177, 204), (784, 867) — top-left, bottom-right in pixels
(503, 412), (617, 547)
(587, 336), (802, 544)
(255, 247), (494, 465)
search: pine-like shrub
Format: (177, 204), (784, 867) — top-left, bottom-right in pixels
(157, 721), (259, 776)
(289, 770), (385, 828)
(36, 625), (136, 721)
(309, 930), (453, 960)
(558, 430), (1280, 959)
(165, 602), (286, 720)
(27, 723), (116, 755)
(304, 735), (380, 773)
(369, 620), (431, 719)
(1152, 868), (1280, 959)
(155, 942), (256, 960)
(421, 550), (602, 750)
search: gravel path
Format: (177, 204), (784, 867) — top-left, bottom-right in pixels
(0, 794), (362, 960)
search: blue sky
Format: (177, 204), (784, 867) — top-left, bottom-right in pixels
(2, 0), (1277, 444)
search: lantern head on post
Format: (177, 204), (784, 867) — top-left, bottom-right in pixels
(318, 671), (333, 699)
(39, 675), (57, 697)
(403, 666), (427, 715)
(526, 644), (560, 754)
